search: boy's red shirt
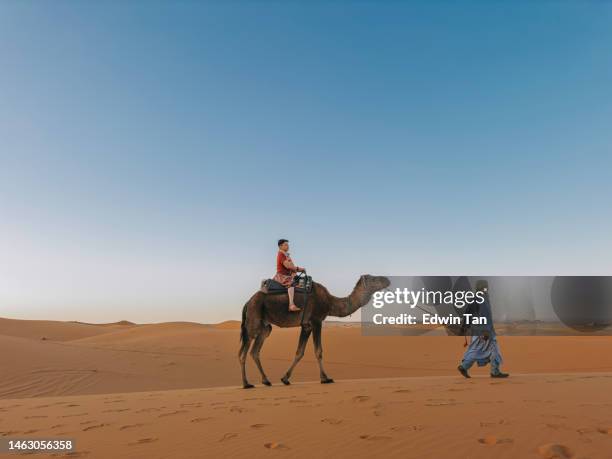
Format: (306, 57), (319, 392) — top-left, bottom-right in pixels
(276, 251), (292, 276)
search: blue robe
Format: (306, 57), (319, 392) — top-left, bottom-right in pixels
(460, 295), (503, 373)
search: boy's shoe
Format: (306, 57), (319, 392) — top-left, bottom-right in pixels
(457, 365), (471, 378)
(490, 372), (509, 378)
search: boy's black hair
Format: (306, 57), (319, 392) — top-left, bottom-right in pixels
(278, 239), (289, 247)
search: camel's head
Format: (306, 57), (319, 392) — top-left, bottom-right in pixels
(360, 275), (390, 293)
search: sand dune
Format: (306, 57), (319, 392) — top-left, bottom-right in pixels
(0, 318), (132, 342)
(214, 320), (242, 329)
(2, 317), (612, 399)
(2, 317), (612, 458)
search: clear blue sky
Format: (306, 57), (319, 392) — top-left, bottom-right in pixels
(1, 1), (611, 323)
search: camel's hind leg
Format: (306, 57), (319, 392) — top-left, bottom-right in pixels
(312, 321), (333, 384)
(239, 336), (254, 389)
(239, 293), (265, 389)
(250, 323), (272, 386)
(281, 324), (312, 385)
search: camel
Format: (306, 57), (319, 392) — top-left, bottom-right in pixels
(239, 274), (390, 388)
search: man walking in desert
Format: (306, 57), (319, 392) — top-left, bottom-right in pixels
(458, 280), (509, 379)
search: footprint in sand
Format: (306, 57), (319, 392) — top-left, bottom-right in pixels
(82, 423), (110, 432)
(229, 406), (245, 413)
(219, 433), (238, 442)
(321, 418), (342, 425)
(391, 425), (424, 432)
(190, 417), (212, 423)
(129, 438), (158, 446)
(478, 435), (513, 445)
(158, 410), (188, 417)
(393, 389), (412, 394)
(536, 443), (574, 458)
(352, 396), (370, 403)
(250, 423), (269, 429)
(264, 442), (289, 450)
(597, 427), (612, 435)
(119, 424), (144, 431)
(24, 415), (48, 419)
(359, 434), (392, 441)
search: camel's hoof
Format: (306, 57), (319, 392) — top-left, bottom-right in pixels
(280, 377), (291, 386)
(243, 383), (255, 389)
(262, 380), (272, 386)
(321, 378), (335, 384)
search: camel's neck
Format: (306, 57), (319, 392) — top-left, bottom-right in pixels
(327, 281), (373, 318)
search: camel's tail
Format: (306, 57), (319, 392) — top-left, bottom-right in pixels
(240, 303), (248, 346)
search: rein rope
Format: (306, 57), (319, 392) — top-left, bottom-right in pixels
(298, 272), (310, 326)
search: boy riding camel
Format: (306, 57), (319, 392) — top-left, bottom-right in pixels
(273, 239), (306, 312)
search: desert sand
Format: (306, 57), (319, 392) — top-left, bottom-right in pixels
(1, 317), (612, 458)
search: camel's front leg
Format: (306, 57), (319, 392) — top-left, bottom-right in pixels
(312, 321), (333, 384)
(281, 324), (312, 385)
